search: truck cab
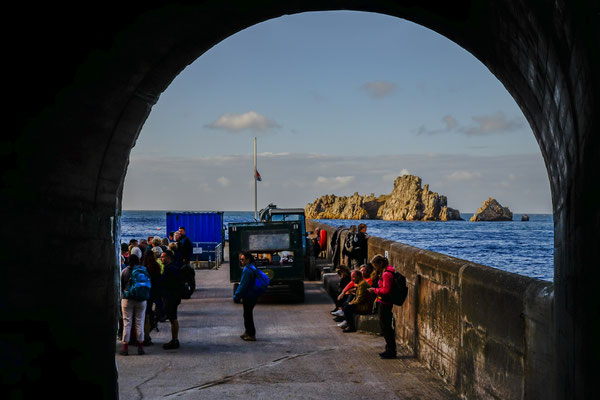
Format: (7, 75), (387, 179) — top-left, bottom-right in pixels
(229, 204), (309, 302)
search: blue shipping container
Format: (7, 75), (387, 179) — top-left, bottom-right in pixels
(166, 212), (224, 262)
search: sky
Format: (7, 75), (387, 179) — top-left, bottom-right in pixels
(122, 11), (552, 214)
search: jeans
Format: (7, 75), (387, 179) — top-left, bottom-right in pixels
(243, 297), (257, 336)
(378, 303), (396, 353)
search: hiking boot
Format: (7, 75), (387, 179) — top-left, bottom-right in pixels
(163, 340), (180, 350)
(241, 335), (256, 341)
(137, 346), (145, 355)
(379, 351), (397, 359)
(119, 346), (129, 356)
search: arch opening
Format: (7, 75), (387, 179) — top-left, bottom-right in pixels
(4, 2), (598, 399)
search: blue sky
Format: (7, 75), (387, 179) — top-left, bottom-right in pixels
(123, 11), (551, 213)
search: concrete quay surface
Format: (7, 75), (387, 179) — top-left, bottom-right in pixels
(116, 265), (458, 399)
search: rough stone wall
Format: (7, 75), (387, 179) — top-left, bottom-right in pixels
(308, 220), (555, 399)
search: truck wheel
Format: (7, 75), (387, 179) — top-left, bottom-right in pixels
(233, 283), (241, 303)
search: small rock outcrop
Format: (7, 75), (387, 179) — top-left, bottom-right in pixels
(469, 198), (513, 221)
(305, 175), (462, 221)
(521, 214), (530, 221)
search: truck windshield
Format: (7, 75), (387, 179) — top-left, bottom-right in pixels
(271, 214), (303, 222)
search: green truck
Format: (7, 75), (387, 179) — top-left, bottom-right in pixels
(229, 204), (310, 302)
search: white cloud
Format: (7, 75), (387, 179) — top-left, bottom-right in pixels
(123, 152), (551, 213)
(461, 112), (524, 135)
(417, 112), (525, 136)
(417, 115), (458, 135)
(447, 170), (482, 182)
(315, 175), (355, 189)
(217, 176), (230, 187)
(382, 168), (410, 182)
(361, 81), (397, 98)
(207, 111), (280, 132)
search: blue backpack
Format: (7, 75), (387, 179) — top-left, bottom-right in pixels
(124, 266), (151, 301)
(249, 265), (270, 297)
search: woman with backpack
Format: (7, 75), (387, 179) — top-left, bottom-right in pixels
(234, 252), (260, 342)
(368, 254), (397, 359)
(120, 254), (150, 356)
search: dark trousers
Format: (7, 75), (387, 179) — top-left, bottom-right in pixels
(342, 303), (357, 329)
(378, 303), (396, 353)
(243, 297), (257, 336)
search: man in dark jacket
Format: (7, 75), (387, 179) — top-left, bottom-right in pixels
(178, 226), (194, 266)
(160, 250), (181, 349)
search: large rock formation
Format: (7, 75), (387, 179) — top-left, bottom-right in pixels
(305, 175), (462, 221)
(469, 198), (513, 221)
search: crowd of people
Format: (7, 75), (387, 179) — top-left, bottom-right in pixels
(329, 224), (399, 359)
(118, 226), (194, 355)
(120, 222), (400, 361)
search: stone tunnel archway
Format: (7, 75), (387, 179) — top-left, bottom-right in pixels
(3, 1), (598, 398)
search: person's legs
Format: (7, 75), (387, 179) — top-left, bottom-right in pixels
(163, 297), (180, 349)
(242, 297), (257, 338)
(134, 301), (147, 343)
(121, 299), (134, 354)
(143, 299), (154, 345)
(171, 320), (179, 341)
(378, 303), (396, 357)
(342, 303), (356, 331)
(134, 300), (147, 354)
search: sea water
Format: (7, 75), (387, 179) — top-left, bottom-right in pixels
(121, 210), (553, 282)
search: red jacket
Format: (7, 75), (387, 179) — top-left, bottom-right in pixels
(373, 266), (395, 305)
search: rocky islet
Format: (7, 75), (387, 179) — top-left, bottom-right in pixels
(305, 174), (462, 221)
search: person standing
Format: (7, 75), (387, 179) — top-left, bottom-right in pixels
(119, 254), (148, 356)
(160, 250), (182, 350)
(171, 232), (183, 266)
(143, 250), (163, 345)
(178, 226), (193, 266)
(342, 225), (357, 267)
(351, 223), (368, 268)
(234, 252), (260, 341)
(368, 254), (397, 359)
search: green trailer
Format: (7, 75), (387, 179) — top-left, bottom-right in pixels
(229, 205), (309, 302)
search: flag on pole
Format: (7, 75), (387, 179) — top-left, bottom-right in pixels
(255, 169), (262, 181)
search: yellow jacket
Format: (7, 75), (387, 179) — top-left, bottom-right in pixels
(349, 279), (374, 314)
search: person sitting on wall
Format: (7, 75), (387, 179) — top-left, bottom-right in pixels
(338, 270), (374, 332)
(332, 264), (375, 322)
(330, 265), (351, 317)
(361, 263), (374, 286)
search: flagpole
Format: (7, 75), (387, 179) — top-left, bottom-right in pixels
(254, 137), (257, 221)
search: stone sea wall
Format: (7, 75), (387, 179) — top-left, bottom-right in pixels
(307, 220), (555, 400)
